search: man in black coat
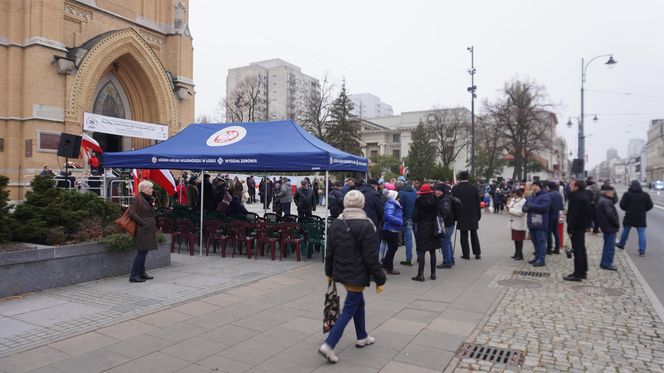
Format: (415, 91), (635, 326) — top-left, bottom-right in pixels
(452, 171), (482, 259)
(357, 179), (384, 229)
(294, 180), (315, 220)
(597, 185), (620, 270)
(616, 180), (653, 256)
(564, 180), (591, 281)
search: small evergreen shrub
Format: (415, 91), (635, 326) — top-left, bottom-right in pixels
(104, 233), (134, 252)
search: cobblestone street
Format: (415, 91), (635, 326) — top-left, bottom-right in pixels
(451, 233), (664, 372)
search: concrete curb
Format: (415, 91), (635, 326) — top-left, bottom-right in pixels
(621, 249), (664, 323)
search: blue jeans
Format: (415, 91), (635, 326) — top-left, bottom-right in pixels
(403, 219), (413, 261)
(530, 229), (547, 264)
(130, 250), (148, 278)
(619, 226), (647, 253)
(324, 290), (367, 349)
(281, 202), (291, 216)
(440, 224), (456, 265)
(601, 232), (617, 267)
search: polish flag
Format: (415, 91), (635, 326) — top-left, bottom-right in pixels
(81, 133), (103, 154)
(149, 169), (177, 196)
(400, 160), (405, 176)
(131, 169), (140, 196)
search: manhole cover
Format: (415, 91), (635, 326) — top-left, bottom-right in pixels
(570, 285), (624, 297)
(497, 279), (542, 289)
(513, 270), (550, 278)
(456, 343), (524, 366)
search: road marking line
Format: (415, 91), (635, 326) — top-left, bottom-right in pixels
(654, 204), (664, 211)
(623, 251), (664, 323)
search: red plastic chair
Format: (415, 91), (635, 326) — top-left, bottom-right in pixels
(173, 218), (197, 256)
(275, 222), (304, 261)
(254, 221), (280, 260)
(204, 220), (229, 257)
(228, 220), (255, 258)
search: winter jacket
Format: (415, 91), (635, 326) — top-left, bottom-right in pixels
(566, 190), (591, 232)
(523, 190), (551, 231)
(438, 194), (461, 227)
(328, 188), (344, 218)
(226, 196), (249, 218)
(325, 215), (386, 288)
(294, 187), (314, 211)
(278, 181), (293, 203)
(452, 181), (482, 231)
(619, 181), (653, 227)
(358, 184), (384, 228)
(398, 185), (417, 220)
(413, 194), (441, 252)
(186, 183), (198, 208)
(383, 199), (404, 232)
(508, 197), (527, 232)
(597, 195), (620, 234)
(548, 190), (564, 221)
(128, 193), (158, 251)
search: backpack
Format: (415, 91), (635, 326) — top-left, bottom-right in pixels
(451, 195), (464, 223)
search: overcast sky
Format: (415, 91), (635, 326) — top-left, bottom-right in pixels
(189, 0), (664, 168)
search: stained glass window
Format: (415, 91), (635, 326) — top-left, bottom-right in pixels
(93, 81), (126, 119)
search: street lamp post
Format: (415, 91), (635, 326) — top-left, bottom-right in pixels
(467, 46), (477, 179)
(578, 54), (617, 174)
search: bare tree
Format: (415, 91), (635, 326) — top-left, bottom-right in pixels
(196, 114), (212, 124)
(223, 75), (267, 123)
(297, 75), (335, 140)
(427, 107), (470, 169)
(485, 79), (554, 181)
(474, 114), (506, 182)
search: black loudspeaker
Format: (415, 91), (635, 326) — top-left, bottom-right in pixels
(571, 158), (584, 175)
(57, 133), (82, 158)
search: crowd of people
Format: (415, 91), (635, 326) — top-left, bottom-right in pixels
(320, 171), (655, 364)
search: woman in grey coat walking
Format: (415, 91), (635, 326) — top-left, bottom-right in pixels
(128, 180), (158, 283)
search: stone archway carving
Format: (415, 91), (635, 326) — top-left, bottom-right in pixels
(65, 28), (179, 136)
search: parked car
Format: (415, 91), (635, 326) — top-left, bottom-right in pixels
(654, 180), (664, 191)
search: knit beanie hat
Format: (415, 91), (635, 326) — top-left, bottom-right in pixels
(387, 190), (398, 201)
(344, 190), (365, 209)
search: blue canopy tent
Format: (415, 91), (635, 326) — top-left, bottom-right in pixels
(104, 120), (368, 257)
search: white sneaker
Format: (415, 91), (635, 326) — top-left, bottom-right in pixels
(355, 336), (375, 348)
(319, 343), (338, 363)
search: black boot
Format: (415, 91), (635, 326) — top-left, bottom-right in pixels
(513, 245), (523, 260)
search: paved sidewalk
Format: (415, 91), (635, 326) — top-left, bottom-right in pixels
(1, 212), (663, 372)
(449, 233), (664, 372)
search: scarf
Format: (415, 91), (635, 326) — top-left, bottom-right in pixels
(339, 207), (376, 232)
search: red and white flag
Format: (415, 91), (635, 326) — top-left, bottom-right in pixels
(131, 169), (140, 196)
(148, 169), (177, 196)
(81, 133), (103, 154)
(400, 160), (406, 176)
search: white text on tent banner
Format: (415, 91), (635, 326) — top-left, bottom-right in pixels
(83, 112), (169, 141)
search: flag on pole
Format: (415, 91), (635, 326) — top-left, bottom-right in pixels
(400, 160), (405, 176)
(131, 169), (140, 196)
(148, 169), (177, 195)
(81, 133), (103, 154)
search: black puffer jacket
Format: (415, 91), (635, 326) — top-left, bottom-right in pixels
(325, 217), (386, 287)
(620, 181), (653, 227)
(597, 195), (620, 234)
(413, 194), (441, 252)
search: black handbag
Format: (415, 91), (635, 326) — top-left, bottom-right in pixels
(323, 280), (340, 333)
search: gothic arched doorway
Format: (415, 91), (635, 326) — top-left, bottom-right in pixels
(92, 73), (132, 153)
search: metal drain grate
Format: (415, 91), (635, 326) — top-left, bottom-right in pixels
(513, 270), (550, 278)
(456, 343), (524, 366)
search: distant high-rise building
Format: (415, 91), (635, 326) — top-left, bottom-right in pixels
(606, 148), (618, 161)
(349, 93), (394, 119)
(628, 138), (645, 158)
(226, 59), (319, 122)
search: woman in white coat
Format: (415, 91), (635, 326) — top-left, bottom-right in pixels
(508, 188), (527, 260)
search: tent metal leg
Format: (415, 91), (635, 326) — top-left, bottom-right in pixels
(199, 169), (204, 256)
(323, 170), (329, 263)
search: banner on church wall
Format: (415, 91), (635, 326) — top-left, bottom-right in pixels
(83, 112), (169, 141)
